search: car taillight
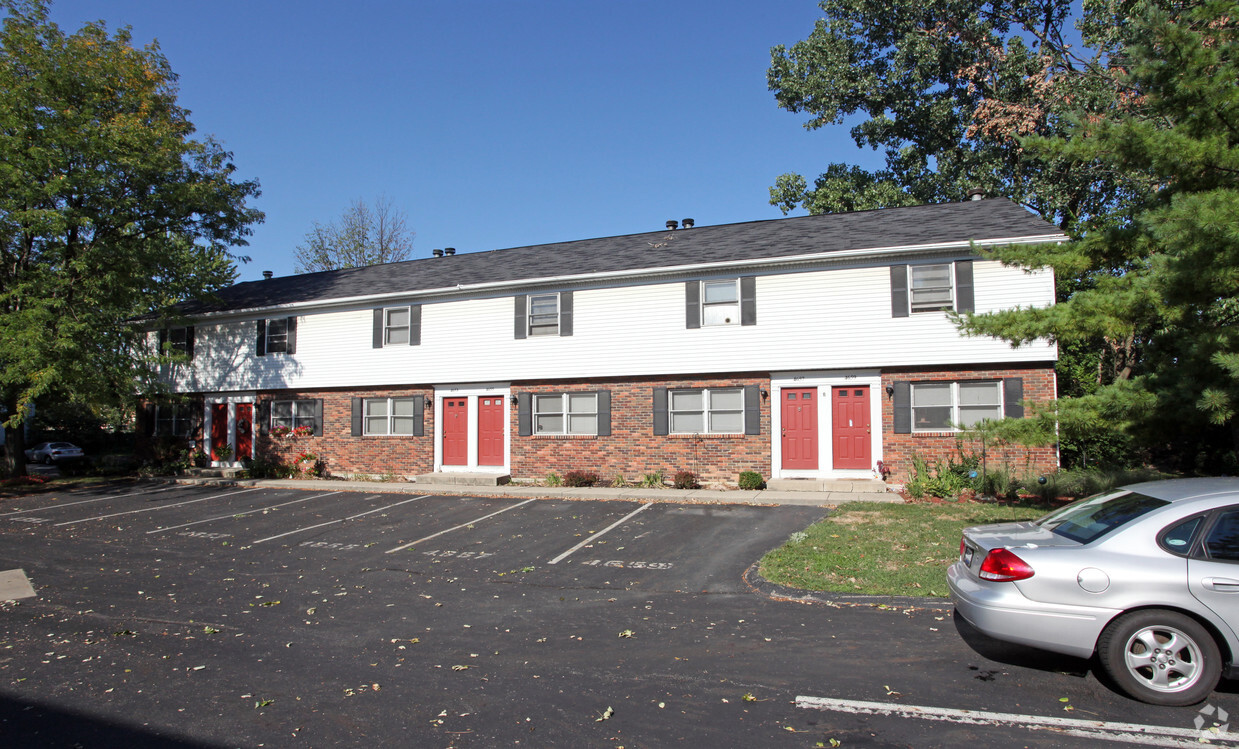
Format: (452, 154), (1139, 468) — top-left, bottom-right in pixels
(960, 537), (967, 558)
(978, 548), (1034, 582)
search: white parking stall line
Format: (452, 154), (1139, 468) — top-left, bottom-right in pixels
(146, 491), (344, 534)
(794, 696), (1238, 748)
(386, 499), (536, 554)
(251, 495), (429, 545)
(0, 485), (184, 517)
(54, 488), (262, 527)
(547, 503), (651, 565)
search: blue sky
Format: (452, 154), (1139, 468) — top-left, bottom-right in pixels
(47, 0), (882, 281)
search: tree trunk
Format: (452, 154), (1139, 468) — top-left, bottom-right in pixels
(2, 392), (28, 479)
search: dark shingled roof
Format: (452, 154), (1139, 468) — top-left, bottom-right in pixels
(183, 198), (1060, 316)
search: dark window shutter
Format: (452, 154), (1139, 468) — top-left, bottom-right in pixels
(158, 329), (167, 354)
(893, 381), (911, 434)
(517, 392), (532, 436)
(1004, 377), (1025, 419)
(286, 316), (298, 355)
(413, 394), (425, 436)
(653, 388), (669, 435)
(256, 319), (267, 356)
(685, 282), (700, 329)
(312, 398), (323, 436)
(373, 309), (384, 348)
(514, 295), (527, 339)
(410, 304), (421, 346)
(891, 265), (909, 318)
(955, 260), (975, 313)
(185, 326), (194, 360)
(597, 390), (611, 436)
(740, 277), (757, 326)
(257, 400), (270, 435)
(189, 399), (204, 439)
(559, 291), (573, 337)
(744, 385), (760, 435)
(143, 403), (157, 436)
(351, 397), (363, 436)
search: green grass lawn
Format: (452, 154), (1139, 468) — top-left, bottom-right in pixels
(758, 500), (1052, 598)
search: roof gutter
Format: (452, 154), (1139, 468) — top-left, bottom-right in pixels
(195, 233), (1065, 321)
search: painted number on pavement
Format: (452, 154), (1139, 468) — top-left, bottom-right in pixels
(578, 560), (673, 570)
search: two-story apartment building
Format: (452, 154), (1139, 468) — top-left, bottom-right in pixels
(147, 198), (1062, 484)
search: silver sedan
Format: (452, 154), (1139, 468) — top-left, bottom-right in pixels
(948, 477), (1239, 705)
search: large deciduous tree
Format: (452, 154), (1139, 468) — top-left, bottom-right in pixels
(293, 196), (414, 273)
(0, 1), (262, 476)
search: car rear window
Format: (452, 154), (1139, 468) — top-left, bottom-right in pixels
(1037, 490), (1169, 544)
(51, 443), (74, 449)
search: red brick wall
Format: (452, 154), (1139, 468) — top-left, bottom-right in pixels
(510, 375), (770, 484)
(256, 387), (435, 478)
(879, 365), (1058, 484)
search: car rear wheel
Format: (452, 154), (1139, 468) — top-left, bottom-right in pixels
(42, 454), (53, 465)
(1097, 609), (1221, 706)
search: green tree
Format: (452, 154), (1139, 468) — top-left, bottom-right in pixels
(959, 0), (1239, 468)
(0, 1), (262, 477)
(293, 196), (414, 273)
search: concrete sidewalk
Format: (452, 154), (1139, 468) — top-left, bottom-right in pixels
(166, 476), (902, 507)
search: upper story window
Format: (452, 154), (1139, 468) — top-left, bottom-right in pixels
(528, 294), (560, 336)
(372, 305), (421, 348)
(364, 397), (418, 435)
(157, 326), (195, 360)
(911, 381), (1002, 432)
(686, 277), (756, 328)
(909, 264), (954, 312)
(670, 388), (744, 434)
(890, 261), (974, 317)
(385, 308), (410, 345)
(534, 393), (598, 435)
(514, 291), (573, 339)
(256, 317), (297, 356)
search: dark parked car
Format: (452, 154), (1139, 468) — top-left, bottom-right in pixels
(24, 441), (85, 464)
(949, 478), (1239, 705)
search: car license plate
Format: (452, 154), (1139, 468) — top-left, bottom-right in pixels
(963, 547), (974, 566)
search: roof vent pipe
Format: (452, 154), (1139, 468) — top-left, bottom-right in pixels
(967, 189), (985, 201)
(444, 247), (456, 256)
(666, 220), (678, 230)
(682, 218), (695, 229)
(432, 249), (444, 257)
(262, 270), (273, 279)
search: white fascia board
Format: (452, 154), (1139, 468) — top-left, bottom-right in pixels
(195, 233), (1065, 322)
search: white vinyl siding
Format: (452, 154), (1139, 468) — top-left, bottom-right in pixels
(534, 392), (597, 435)
(670, 388), (743, 434)
(365, 397), (417, 435)
(912, 381), (1003, 432)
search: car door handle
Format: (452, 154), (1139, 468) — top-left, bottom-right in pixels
(1202, 577), (1239, 592)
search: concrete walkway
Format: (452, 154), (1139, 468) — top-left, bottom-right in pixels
(166, 476), (902, 507)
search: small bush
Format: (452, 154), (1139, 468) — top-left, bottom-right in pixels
(545, 472), (563, 487)
(640, 471), (665, 488)
(610, 473), (627, 488)
(245, 456), (294, 479)
(673, 470), (699, 489)
(563, 470), (599, 487)
(738, 471), (765, 490)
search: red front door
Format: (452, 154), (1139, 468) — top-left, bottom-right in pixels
(832, 386), (871, 470)
(442, 398), (468, 466)
(781, 388), (818, 470)
(477, 397), (505, 466)
(235, 403), (253, 461)
(210, 403), (229, 461)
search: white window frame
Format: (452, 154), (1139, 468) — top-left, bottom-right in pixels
(155, 404), (192, 437)
(527, 293), (559, 336)
(701, 279), (740, 326)
(265, 318), (289, 353)
(911, 381), (1003, 433)
(383, 307), (410, 346)
(271, 399), (317, 432)
(909, 263), (954, 312)
(533, 392), (598, 435)
(669, 387), (744, 435)
(364, 397), (418, 436)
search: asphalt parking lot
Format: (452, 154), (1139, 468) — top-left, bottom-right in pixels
(3, 481), (1239, 747)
